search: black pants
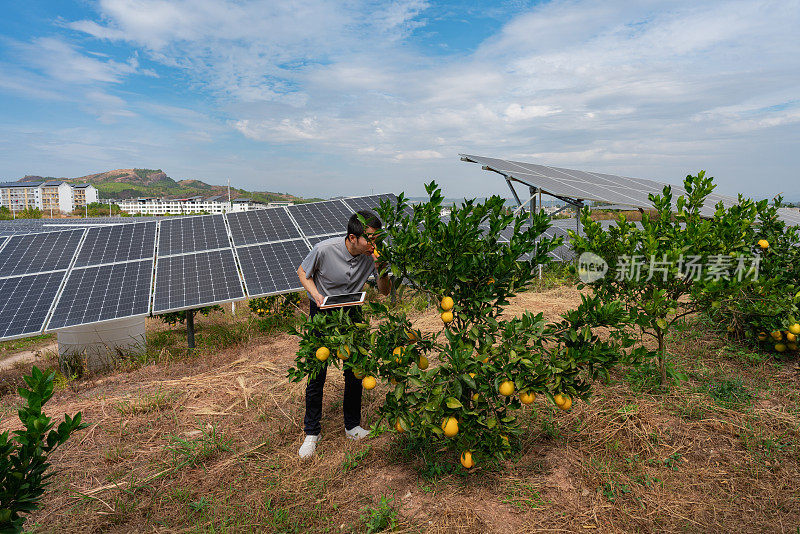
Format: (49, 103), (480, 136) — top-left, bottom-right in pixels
(303, 302), (363, 435)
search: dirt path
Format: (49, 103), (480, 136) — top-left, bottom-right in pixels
(0, 342), (57, 371)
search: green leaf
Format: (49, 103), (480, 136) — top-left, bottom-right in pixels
(445, 397), (463, 409)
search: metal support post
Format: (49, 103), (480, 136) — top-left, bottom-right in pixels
(186, 310), (196, 349)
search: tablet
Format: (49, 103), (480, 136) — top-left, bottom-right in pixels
(319, 292), (366, 309)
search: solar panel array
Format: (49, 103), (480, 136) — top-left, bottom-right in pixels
(461, 154), (800, 226)
(0, 195), (398, 341)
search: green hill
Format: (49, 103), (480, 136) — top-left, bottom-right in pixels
(20, 169), (320, 204)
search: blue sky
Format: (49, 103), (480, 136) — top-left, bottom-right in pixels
(1, 0), (798, 200)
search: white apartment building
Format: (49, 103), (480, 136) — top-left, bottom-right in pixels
(0, 181), (98, 214)
(115, 195), (269, 215)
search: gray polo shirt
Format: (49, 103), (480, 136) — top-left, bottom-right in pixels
(300, 236), (377, 298)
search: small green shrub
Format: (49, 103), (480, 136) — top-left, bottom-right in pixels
(0, 366), (87, 533)
(708, 377), (753, 408)
(359, 495), (398, 533)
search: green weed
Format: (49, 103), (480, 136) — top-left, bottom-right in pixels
(707, 377), (753, 408)
(165, 424), (233, 468)
(600, 480), (631, 503)
(342, 444), (372, 472)
(360, 495), (398, 533)
(500, 480), (548, 510)
(115, 388), (179, 415)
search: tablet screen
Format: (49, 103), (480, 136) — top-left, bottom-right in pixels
(321, 292), (365, 307)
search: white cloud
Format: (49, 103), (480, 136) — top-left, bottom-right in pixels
(6, 0), (798, 198)
(17, 37), (142, 84)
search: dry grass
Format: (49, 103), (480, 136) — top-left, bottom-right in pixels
(1, 290), (799, 533)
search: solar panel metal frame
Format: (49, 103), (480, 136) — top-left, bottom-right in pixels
(342, 194), (394, 213)
(235, 238), (311, 298)
(151, 247), (246, 314)
(0, 271), (70, 341)
(226, 207), (303, 247)
(306, 233), (347, 248)
(73, 221), (157, 268)
(286, 199), (355, 238)
(157, 214), (231, 256)
(0, 228), (86, 278)
(45, 258), (155, 331)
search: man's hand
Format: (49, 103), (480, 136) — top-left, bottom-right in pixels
(298, 265), (325, 307)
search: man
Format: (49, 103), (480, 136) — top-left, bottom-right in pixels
(296, 210), (390, 458)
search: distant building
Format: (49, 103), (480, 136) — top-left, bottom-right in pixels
(0, 181), (98, 214)
(115, 195), (267, 215)
(265, 200), (294, 208)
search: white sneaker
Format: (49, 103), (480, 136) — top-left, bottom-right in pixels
(345, 426), (370, 440)
(299, 435), (320, 458)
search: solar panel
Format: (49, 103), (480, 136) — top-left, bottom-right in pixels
(307, 234), (346, 248)
(74, 222), (157, 267)
(0, 272), (65, 340)
(158, 215), (230, 256)
(461, 154), (738, 219)
(152, 249), (244, 313)
(226, 208), (301, 246)
(343, 194), (394, 213)
(236, 239), (310, 296)
(0, 229), (84, 277)
(778, 208), (800, 227)
(287, 200), (353, 237)
(47, 259), (153, 330)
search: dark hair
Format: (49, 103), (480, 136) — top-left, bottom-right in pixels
(347, 210), (382, 238)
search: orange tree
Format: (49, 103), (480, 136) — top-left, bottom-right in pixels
(289, 182), (639, 465)
(571, 172), (767, 386)
(693, 198), (800, 354)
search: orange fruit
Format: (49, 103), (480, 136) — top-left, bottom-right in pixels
(554, 394), (566, 407)
(498, 380), (515, 396)
(362, 376), (377, 389)
(519, 391), (536, 404)
(787, 342), (798, 351)
(417, 355), (429, 370)
(460, 451), (474, 469)
(337, 346), (350, 360)
(775, 343), (787, 353)
(315, 347), (330, 361)
(440, 296), (454, 311)
(395, 420), (404, 432)
(441, 417), (458, 437)
(757, 332), (767, 341)
(771, 331), (783, 341)
(441, 311), (453, 324)
(786, 332), (797, 343)
(789, 323), (800, 335)
(758, 239), (769, 249)
(405, 329), (418, 341)
(559, 397), (573, 411)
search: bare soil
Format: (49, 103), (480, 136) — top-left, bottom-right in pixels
(1, 286), (799, 533)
